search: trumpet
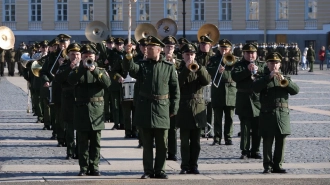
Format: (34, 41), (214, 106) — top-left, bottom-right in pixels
(84, 57), (94, 68)
(213, 53), (236, 88)
(274, 72), (289, 87)
(188, 62), (199, 72)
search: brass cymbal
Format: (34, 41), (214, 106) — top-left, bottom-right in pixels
(0, 26), (15, 50)
(197, 24), (220, 46)
(134, 23), (157, 42)
(156, 18), (177, 39)
(85, 21), (109, 43)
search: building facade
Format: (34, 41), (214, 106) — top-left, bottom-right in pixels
(1, 0), (330, 50)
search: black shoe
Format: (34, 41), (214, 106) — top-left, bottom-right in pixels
(188, 168), (200, 174)
(131, 134), (137, 138)
(73, 154), (79, 159)
(43, 126), (51, 130)
(250, 153), (262, 159)
(89, 170), (101, 176)
(167, 154), (178, 161)
(141, 173), (154, 179)
(33, 113), (37, 116)
(225, 140), (233, 145)
(153, 143), (156, 148)
(36, 120), (42, 123)
(50, 135), (57, 140)
(272, 168), (287, 173)
(179, 169), (188, 174)
(154, 173), (168, 179)
(211, 141), (220, 145)
(66, 154), (73, 160)
(57, 142), (65, 147)
(263, 169), (271, 174)
(78, 171), (87, 176)
(237, 132), (241, 137)
(201, 134), (206, 138)
(137, 144), (143, 148)
(240, 154), (248, 159)
(124, 134), (131, 138)
(111, 125), (118, 130)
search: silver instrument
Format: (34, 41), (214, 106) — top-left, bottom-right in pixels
(213, 53), (236, 88)
(203, 82), (212, 103)
(250, 60), (257, 80)
(122, 73), (136, 101)
(84, 57), (94, 68)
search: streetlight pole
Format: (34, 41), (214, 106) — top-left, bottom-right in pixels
(182, 0), (186, 38)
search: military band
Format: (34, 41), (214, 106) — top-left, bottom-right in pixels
(11, 22), (305, 178)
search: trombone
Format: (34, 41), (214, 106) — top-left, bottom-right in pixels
(50, 48), (67, 77)
(212, 53), (236, 88)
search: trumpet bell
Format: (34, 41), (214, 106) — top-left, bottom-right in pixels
(156, 18), (178, 39)
(31, 60), (43, 77)
(197, 24), (220, 46)
(188, 63), (199, 72)
(280, 79), (289, 87)
(85, 21), (110, 43)
(134, 23), (157, 42)
(0, 26), (15, 50)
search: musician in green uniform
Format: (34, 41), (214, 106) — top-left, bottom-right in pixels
(175, 38), (189, 60)
(252, 52), (299, 173)
(123, 36), (180, 179)
(5, 47), (16, 76)
(0, 47), (5, 76)
(162, 35), (180, 161)
(176, 43), (211, 174)
(231, 43), (266, 159)
(208, 39), (237, 145)
(16, 42), (28, 76)
(68, 44), (110, 176)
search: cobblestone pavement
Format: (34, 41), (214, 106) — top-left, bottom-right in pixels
(0, 67), (330, 184)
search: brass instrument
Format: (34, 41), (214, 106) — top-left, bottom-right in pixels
(197, 24), (220, 46)
(50, 48), (68, 76)
(0, 26), (15, 50)
(156, 18), (178, 39)
(275, 72), (289, 87)
(85, 21), (110, 43)
(20, 53), (35, 68)
(84, 57), (94, 68)
(134, 23), (158, 42)
(188, 62), (199, 72)
(250, 61), (257, 81)
(31, 60), (43, 77)
(213, 53), (236, 88)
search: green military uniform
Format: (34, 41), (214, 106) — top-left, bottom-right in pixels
(176, 43), (211, 173)
(252, 52), (299, 173)
(175, 38), (190, 60)
(231, 43), (266, 159)
(31, 52), (44, 123)
(289, 43), (301, 75)
(67, 44), (111, 176)
(0, 48), (5, 76)
(15, 42), (28, 76)
(233, 43), (243, 61)
(5, 48), (16, 76)
(123, 36), (180, 178)
(207, 39), (237, 145)
(307, 45), (315, 72)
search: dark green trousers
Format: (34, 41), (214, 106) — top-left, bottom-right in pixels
(43, 99), (51, 126)
(50, 105), (56, 137)
(168, 116), (177, 156)
(103, 88), (112, 121)
(201, 103), (213, 136)
(309, 61), (314, 72)
(121, 101), (136, 135)
(65, 120), (76, 155)
(238, 115), (261, 155)
(55, 104), (65, 143)
(110, 91), (123, 127)
(77, 130), (101, 172)
(141, 128), (168, 175)
(263, 134), (287, 170)
(180, 128), (201, 170)
(32, 90), (43, 121)
(213, 106), (234, 143)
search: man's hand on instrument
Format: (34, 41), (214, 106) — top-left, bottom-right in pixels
(170, 114), (175, 117)
(88, 65), (95, 72)
(58, 57), (65, 66)
(43, 82), (50, 87)
(104, 59), (109, 64)
(248, 63), (258, 72)
(219, 65), (225, 73)
(125, 44), (133, 53)
(118, 77), (124, 83)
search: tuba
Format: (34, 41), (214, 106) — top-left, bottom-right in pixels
(197, 24), (220, 46)
(0, 26), (15, 50)
(85, 21), (110, 43)
(156, 18), (178, 39)
(134, 23), (158, 42)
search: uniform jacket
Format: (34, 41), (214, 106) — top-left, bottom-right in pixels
(231, 58), (266, 117)
(208, 53), (237, 108)
(196, 50), (214, 67)
(5, 49), (16, 62)
(176, 62), (211, 129)
(0, 49), (5, 63)
(68, 64), (111, 131)
(123, 55), (180, 129)
(252, 70), (299, 135)
(289, 47), (301, 62)
(307, 48), (316, 62)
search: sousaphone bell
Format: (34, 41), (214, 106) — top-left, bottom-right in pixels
(156, 18), (178, 39)
(197, 24), (220, 46)
(85, 21), (110, 43)
(0, 26), (15, 50)
(134, 23), (157, 42)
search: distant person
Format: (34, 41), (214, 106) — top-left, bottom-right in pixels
(301, 48), (308, 70)
(318, 46), (325, 70)
(325, 45), (330, 70)
(306, 45), (315, 72)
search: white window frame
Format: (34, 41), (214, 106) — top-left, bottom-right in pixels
(55, 0), (68, 21)
(136, 0), (150, 21)
(3, 0), (16, 22)
(29, 0), (42, 21)
(305, 0), (317, 19)
(219, 0), (232, 21)
(110, 0), (123, 21)
(81, 0), (94, 21)
(246, 0), (259, 20)
(164, 0), (178, 21)
(192, 0), (205, 21)
(277, 0), (289, 20)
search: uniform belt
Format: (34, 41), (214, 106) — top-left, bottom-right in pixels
(237, 88), (252, 93)
(262, 103), (288, 108)
(139, 91), (169, 100)
(75, 97), (104, 102)
(181, 94), (203, 99)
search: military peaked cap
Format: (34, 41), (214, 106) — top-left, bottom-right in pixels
(162, 36), (178, 45)
(80, 44), (97, 54)
(124, 38), (138, 45)
(39, 40), (49, 47)
(114, 37), (125, 44)
(67, 43), (81, 52)
(181, 43), (197, 53)
(242, 43), (258, 52)
(178, 38), (189, 45)
(266, 52), (282, 62)
(138, 38), (148, 46)
(146, 36), (165, 47)
(199, 35), (213, 44)
(57, 34), (71, 42)
(218, 39), (232, 48)
(105, 36), (115, 43)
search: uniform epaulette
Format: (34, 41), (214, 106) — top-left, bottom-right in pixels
(97, 67), (105, 70)
(163, 60), (174, 65)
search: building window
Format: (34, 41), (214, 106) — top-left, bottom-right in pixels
(277, 0), (288, 20)
(219, 0), (231, 21)
(4, 0), (16, 22)
(306, 0), (317, 19)
(247, 0), (259, 20)
(193, 0), (204, 21)
(56, 0), (68, 21)
(82, 0), (93, 21)
(30, 0), (41, 21)
(137, 0), (150, 21)
(165, 0), (178, 21)
(111, 0), (123, 21)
